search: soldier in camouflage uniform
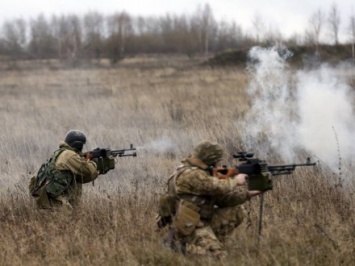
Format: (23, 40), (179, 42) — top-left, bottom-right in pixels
(157, 140), (261, 260)
(29, 130), (107, 209)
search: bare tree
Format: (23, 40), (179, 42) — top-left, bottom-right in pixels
(50, 14), (82, 64)
(308, 9), (324, 52)
(0, 3), (308, 61)
(107, 12), (132, 63)
(68, 15), (83, 62)
(0, 37), (5, 54)
(159, 14), (184, 53)
(327, 3), (341, 45)
(176, 14), (201, 56)
(117, 12), (131, 56)
(263, 24), (283, 45)
(285, 33), (303, 46)
(50, 15), (67, 60)
(29, 14), (56, 59)
(159, 14), (175, 52)
(157, 13), (203, 56)
(349, 12), (355, 60)
(83, 12), (104, 61)
(190, 12), (202, 54)
(2, 18), (27, 57)
(129, 16), (158, 53)
(132, 16), (147, 36)
(193, 3), (215, 57)
(216, 20), (243, 50)
(201, 3), (214, 57)
(252, 13), (264, 44)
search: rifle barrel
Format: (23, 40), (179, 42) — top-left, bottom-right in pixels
(268, 162), (316, 176)
(269, 162), (316, 168)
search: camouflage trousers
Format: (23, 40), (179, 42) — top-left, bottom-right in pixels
(183, 204), (246, 260)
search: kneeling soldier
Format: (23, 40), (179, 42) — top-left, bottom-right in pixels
(29, 130), (112, 209)
(157, 140), (261, 260)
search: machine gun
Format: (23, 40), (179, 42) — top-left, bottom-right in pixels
(84, 144), (137, 174)
(213, 151), (317, 243)
(85, 144), (137, 159)
(213, 151), (317, 191)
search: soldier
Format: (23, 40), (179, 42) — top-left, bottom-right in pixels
(29, 130), (111, 209)
(157, 140), (262, 260)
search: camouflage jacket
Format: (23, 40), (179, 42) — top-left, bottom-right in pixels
(55, 141), (98, 183)
(168, 157), (248, 207)
(34, 142), (98, 209)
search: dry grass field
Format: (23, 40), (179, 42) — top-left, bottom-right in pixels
(0, 55), (354, 266)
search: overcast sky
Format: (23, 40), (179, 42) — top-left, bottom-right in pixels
(1, 0), (354, 42)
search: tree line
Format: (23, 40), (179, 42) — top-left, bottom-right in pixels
(0, 3), (354, 65)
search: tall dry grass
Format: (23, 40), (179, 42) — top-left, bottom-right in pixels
(0, 58), (354, 265)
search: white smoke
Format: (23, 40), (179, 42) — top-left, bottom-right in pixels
(137, 136), (175, 154)
(241, 46), (355, 173)
(241, 46), (298, 160)
(296, 66), (355, 169)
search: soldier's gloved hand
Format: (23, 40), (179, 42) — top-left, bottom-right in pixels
(235, 174), (248, 186)
(229, 174), (248, 189)
(98, 157), (115, 175)
(92, 157), (108, 175)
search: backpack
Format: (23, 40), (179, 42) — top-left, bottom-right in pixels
(29, 148), (72, 198)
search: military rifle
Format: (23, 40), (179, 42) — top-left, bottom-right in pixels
(213, 151), (317, 243)
(84, 144), (137, 173)
(85, 144), (137, 159)
(213, 151), (317, 191)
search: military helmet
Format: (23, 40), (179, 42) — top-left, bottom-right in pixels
(193, 140), (224, 166)
(64, 130), (86, 152)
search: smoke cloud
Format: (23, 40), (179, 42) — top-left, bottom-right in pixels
(296, 66), (355, 169)
(137, 136), (175, 154)
(240, 46), (355, 173)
